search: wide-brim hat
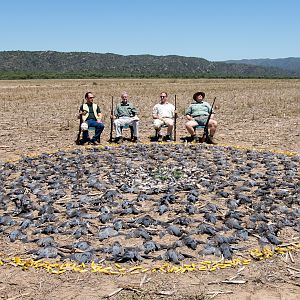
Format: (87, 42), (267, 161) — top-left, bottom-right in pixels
(193, 92), (205, 100)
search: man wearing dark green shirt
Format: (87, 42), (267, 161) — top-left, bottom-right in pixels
(185, 92), (217, 143)
(113, 92), (139, 143)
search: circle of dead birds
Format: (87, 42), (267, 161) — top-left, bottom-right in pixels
(0, 144), (299, 265)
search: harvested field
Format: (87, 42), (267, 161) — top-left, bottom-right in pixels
(0, 78), (299, 160)
(0, 79), (300, 299)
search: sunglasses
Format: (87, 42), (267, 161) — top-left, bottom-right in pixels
(160, 95), (166, 98)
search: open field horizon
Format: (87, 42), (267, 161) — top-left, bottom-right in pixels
(0, 78), (299, 161)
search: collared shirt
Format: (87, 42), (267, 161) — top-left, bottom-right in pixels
(185, 101), (213, 117)
(114, 102), (138, 118)
(152, 102), (175, 119)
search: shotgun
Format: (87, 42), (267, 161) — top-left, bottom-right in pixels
(109, 96), (114, 142)
(174, 94), (177, 141)
(202, 97), (216, 143)
(75, 99), (85, 145)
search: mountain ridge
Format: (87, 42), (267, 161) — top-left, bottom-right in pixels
(224, 57), (300, 74)
(0, 51), (298, 79)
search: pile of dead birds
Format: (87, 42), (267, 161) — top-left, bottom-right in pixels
(0, 144), (299, 265)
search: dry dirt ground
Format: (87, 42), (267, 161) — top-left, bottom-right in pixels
(0, 78), (299, 160)
(0, 79), (300, 299)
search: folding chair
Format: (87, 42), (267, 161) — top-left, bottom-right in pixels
(193, 125), (209, 143)
(154, 124), (174, 142)
(120, 124), (134, 141)
(155, 124), (166, 139)
(194, 124), (205, 134)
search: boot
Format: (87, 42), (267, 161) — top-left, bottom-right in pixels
(206, 135), (217, 144)
(114, 136), (123, 144)
(131, 136), (138, 143)
(164, 135), (172, 142)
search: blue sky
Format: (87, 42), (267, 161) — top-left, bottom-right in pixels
(0, 0), (299, 61)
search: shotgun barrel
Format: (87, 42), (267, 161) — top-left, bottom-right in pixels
(75, 99), (85, 145)
(202, 97), (216, 142)
(109, 96), (114, 142)
(174, 94), (177, 141)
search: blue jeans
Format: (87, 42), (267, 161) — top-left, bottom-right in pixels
(82, 119), (105, 142)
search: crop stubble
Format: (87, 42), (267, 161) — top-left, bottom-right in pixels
(0, 78), (299, 161)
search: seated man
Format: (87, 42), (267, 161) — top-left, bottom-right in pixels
(152, 92), (175, 141)
(78, 92), (105, 145)
(113, 92), (139, 143)
(185, 92), (217, 144)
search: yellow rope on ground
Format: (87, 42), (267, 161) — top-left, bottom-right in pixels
(0, 243), (299, 275)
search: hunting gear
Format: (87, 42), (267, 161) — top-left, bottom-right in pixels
(113, 92), (139, 143)
(185, 92), (217, 144)
(199, 97), (216, 143)
(152, 92), (176, 142)
(75, 98), (85, 145)
(77, 92), (104, 145)
(174, 94), (177, 141)
(109, 96), (114, 143)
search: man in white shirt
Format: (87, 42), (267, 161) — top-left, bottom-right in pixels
(152, 92), (175, 141)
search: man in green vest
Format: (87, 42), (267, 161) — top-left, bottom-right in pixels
(78, 92), (105, 145)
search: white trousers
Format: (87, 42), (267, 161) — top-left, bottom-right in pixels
(114, 117), (139, 137)
(153, 117), (174, 130)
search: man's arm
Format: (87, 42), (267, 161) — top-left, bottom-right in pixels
(97, 113), (103, 121)
(78, 104), (87, 119)
(185, 105), (193, 120)
(114, 104), (120, 118)
(204, 102), (214, 116)
(208, 103), (215, 119)
(96, 105), (102, 121)
(152, 105), (160, 119)
(130, 104), (138, 116)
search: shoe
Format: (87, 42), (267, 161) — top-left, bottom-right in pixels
(157, 134), (163, 142)
(88, 140), (97, 145)
(186, 135), (196, 143)
(206, 135), (217, 144)
(78, 138), (90, 145)
(192, 137), (199, 143)
(164, 135), (172, 142)
(131, 136), (138, 143)
(114, 136), (123, 144)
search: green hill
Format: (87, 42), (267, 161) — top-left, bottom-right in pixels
(0, 51), (298, 79)
(224, 57), (300, 74)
